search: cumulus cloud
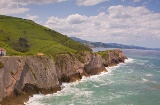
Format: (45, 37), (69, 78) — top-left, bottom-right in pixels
(26, 14), (39, 20)
(76, 0), (108, 6)
(67, 14), (87, 24)
(0, 0), (68, 15)
(45, 5), (160, 46)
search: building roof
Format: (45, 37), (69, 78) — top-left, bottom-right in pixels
(0, 48), (7, 51)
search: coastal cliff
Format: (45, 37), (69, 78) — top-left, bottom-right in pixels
(97, 49), (127, 67)
(0, 49), (127, 105)
(56, 52), (107, 83)
(0, 56), (60, 105)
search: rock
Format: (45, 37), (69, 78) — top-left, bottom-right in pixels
(0, 49), (127, 105)
(55, 53), (84, 83)
(83, 52), (107, 75)
(101, 49), (128, 67)
(55, 52), (107, 83)
(0, 56), (60, 105)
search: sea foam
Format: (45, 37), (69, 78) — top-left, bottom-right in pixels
(25, 94), (46, 105)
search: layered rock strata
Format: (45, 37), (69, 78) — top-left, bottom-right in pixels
(0, 49), (127, 105)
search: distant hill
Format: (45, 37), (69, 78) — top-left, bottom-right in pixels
(70, 37), (160, 51)
(0, 15), (91, 57)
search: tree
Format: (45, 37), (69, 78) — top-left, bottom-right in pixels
(12, 37), (30, 52)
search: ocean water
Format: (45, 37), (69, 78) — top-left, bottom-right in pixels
(26, 49), (160, 105)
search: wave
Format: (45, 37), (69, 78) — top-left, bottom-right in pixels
(106, 58), (134, 71)
(142, 78), (150, 82)
(26, 70), (112, 105)
(141, 78), (157, 84)
(145, 74), (153, 77)
(125, 58), (135, 63)
(55, 83), (94, 97)
(26, 81), (94, 105)
(25, 94), (46, 105)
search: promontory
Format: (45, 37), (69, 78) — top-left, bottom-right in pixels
(0, 15), (127, 105)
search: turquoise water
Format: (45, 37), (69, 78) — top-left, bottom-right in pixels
(26, 49), (160, 105)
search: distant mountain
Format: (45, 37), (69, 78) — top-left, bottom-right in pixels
(70, 37), (160, 51)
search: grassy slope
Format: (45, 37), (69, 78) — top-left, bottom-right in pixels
(0, 15), (91, 57)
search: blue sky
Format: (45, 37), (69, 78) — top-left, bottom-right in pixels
(0, 0), (160, 48)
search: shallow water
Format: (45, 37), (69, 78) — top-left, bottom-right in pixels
(26, 49), (160, 105)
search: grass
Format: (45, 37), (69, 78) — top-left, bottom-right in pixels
(0, 15), (91, 58)
(96, 51), (109, 60)
(96, 50), (120, 60)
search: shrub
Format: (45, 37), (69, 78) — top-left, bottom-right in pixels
(12, 37), (30, 52)
(10, 71), (14, 75)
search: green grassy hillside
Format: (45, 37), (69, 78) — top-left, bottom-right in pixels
(0, 15), (91, 57)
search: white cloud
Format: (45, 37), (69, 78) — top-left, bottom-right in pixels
(0, 0), (68, 15)
(14, 0), (68, 5)
(0, 7), (29, 15)
(76, 0), (108, 6)
(26, 14), (39, 20)
(133, 0), (140, 2)
(67, 14), (87, 24)
(45, 5), (160, 47)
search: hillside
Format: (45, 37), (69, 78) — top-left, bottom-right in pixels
(0, 15), (91, 57)
(70, 37), (160, 51)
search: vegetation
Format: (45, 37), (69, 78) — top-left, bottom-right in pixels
(97, 51), (109, 60)
(26, 63), (37, 80)
(10, 71), (14, 75)
(97, 50), (120, 60)
(0, 15), (91, 58)
(0, 61), (4, 69)
(10, 37), (30, 52)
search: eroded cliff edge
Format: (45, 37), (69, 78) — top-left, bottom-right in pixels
(0, 49), (127, 105)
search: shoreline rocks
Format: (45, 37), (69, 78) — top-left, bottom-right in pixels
(0, 49), (127, 105)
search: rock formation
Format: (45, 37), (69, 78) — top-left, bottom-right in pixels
(0, 56), (60, 105)
(0, 49), (127, 105)
(55, 52), (107, 83)
(98, 49), (127, 67)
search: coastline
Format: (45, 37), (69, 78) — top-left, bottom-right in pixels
(26, 58), (131, 105)
(25, 50), (160, 105)
(0, 49), (127, 105)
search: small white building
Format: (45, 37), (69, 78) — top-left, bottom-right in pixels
(0, 48), (6, 56)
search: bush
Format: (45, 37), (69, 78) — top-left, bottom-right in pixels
(10, 71), (14, 75)
(12, 37), (30, 52)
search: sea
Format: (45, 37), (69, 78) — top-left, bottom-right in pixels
(26, 48), (160, 105)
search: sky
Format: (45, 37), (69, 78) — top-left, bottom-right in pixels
(0, 0), (160, 48)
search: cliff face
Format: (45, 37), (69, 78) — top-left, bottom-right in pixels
(56, 53), (85, 83)
(0, 56), (60, 105)
(82, 52), (107, 75)
(98, 49), (127, 67)
(55, 52), (107, 83)
(0, 49), (127, 105)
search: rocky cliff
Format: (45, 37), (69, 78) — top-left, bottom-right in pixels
(0, 49), (127, 105)
(55, 52), (107, 83)
(97, 49), (127, 67)
(0, 56), (60, 105)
